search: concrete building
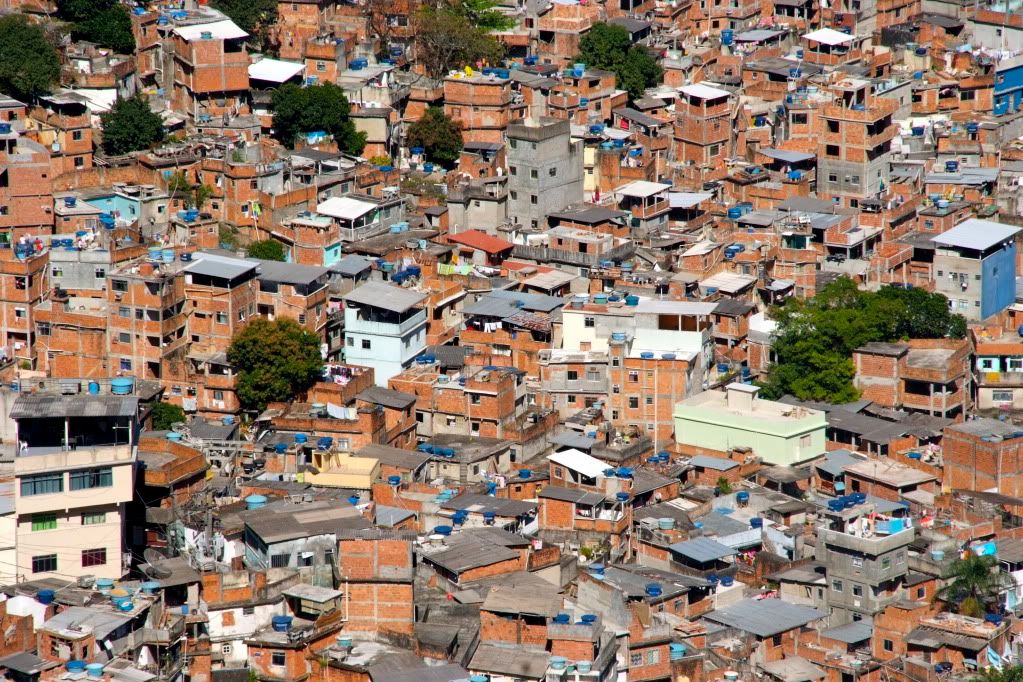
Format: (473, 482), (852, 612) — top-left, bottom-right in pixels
(11, 391), (139, 580)
(931, 219), (1021, 321)
(815, 500), (914, 624)
(673, 383), (826, 465)
(342, 282), (427, 386)
(506, 118), (584, 231)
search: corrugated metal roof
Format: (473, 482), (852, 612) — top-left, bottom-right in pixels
(821, 621), (873, 644)
(10, 394), (139, 419)
(931, 218), (1020, 251)
(344, 281), (427, 313)
(689, 455), (738, 471)
(705, 598), (826, 637)
(668, 537), (736, 563)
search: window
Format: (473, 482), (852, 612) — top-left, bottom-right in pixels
(51, 266), (63, 277)
(826, 144), (840, 157)
(74, 157), (85, 169)
(832, 579), (843, 592)
(271, 652), (286, 667)
(647, 651), (660, 665)
(70, 467), (113, 491)
(530, 169), (538, 179)
(32, 513), (57, 531)
(628, 370), (639, 382)
(118, 332), (130, 344)
(884, 639), (894, 652)
(216, 312), (227, 324)
(584, 316), (595, 328)
(112, 279), (128, 292)
(646, 397), (653, 405)
(852, 556), (863, 568)
(709, 144), (720, 157)
(629, 397), (639, 409)
(361, 339), (371, 349)
(994, 390), (1014, 402)
(32, 554), (57, 573)
(213, 390), (225, 401)
(530, 195), (538, 205)
(242, 606), (255, 616)
(119, 306), (130, 318)
(549, 167), (557, 177)
(21, 473), (63, 496)
(567, 370), (578, 380)
(94, 267), (105, 279)
(827, 120), (840, 133)
(470, 394), (481, 405)
(82, 548), (106, 567)
(135, 308), (144, 320)
(916, 587), (925, 599)
(120, 359), (132, 371)
(72, 130), (84, 141)
(630, 654), (643, 667)
(222, 645), (232, 655)
(881, 557), (891, 570)
(37, 322), (50, 336)
(852, 584), (863, 597)
(13, 308), (24, 319)
(828, 173), (838, 182)
(792, 113), (808, 124)
(82, 512), (106, 525)
(270, 554), (290, 568)
(509, 166), (517, 176)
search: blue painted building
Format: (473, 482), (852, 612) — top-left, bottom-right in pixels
(932, 219), (1021, 321)
(995, 56), (1023, 115)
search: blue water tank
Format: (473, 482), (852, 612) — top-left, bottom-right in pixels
(727, 207), (742, 220)
(945, 160), (959, 172)
(721, 28), (734, 45)
(274, 443), (287, 454)
(67, 662), (87, 673)
(434, 525), (452, 536)
(736, 491), (750, 504)
(110, 377), (134, 395)
(967, 122), (980, 134)
(88, 381), (100, 395)
(915, 46), (927, 55)
(272, 616), (293, 632)
(912, 125), (925, 136)
(669, 643), (687, 661)
(640, 352), (655, 359)
(37, 589), (55, 604)
(907, 451), (922, 460)
(417, 443), (434, 453)
(750, 517), (764, 529)
(348, 495), (361, 506)
(580, 614), (597, 624)
(223, 415), (235, 425)
(519, 468), (532, 479)
(141, 581), (161, 594)
(662, 353), (676, 360)
(294, 433), (308, 444)
(645, 583), (663, 597)
(625, 295), (640, 306)
(166, 432), (183, 442)
(720, 575), (734, 587)
(422, 162), (434, 173)
(616, 492), (630, 502)
(554, 613), (571, 624)
(388, 475), (402, 486)
(246, 495), (267, 511)
(787, 170), (802, 181)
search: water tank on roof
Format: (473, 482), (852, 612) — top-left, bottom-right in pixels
(721, 29), (733, 45)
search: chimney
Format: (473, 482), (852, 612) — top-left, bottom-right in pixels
(725, 383), (759, 412)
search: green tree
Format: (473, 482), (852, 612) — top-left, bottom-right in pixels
(227, 318), (323, 411)
(715, 477), (732, 496)
(0, 15), (60, 101)
(210, 0), (276, 44)
(407, 107), (463, 168)
(975, 666), (1023, 682)
(414, 6), (505, 78)
(271, 83), (366, 153)
(577, 23), (661, 100)
(758, 278), (967, 403)
(452, 0), (516, 31)
(248, 239), (287, 262)
(100, 95), (165, 156)
(937, 553), (1012, 618)
(75, 6), (135, 54)
(151, 402), (186, 431)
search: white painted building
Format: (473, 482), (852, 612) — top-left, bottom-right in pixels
(342, 282), (428, 386)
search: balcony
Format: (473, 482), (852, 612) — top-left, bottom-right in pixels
(976, 371), (1023, 386)
(818, 526), (914, 555)
(544, 377), (608, 393)
(346, 310), (426, 337)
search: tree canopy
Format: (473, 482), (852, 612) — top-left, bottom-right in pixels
(0, 15), (60, 101)
(100, 96), (165, 156)
(150, 402), (186, 431)
(578, 23), (662, 100)
(210, 0), (276, 44)
(248, 239), (288, 262)
(452, 0), (516, 31)
(227, 318), (323, 412)
(57, 0), (135, 54)
(407, 107), (463, 168)
(758, 278), (967, 403)
(271, 83), (366, 153)
(937, 553), (1012, 618)
(414, 6), (505, 78)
